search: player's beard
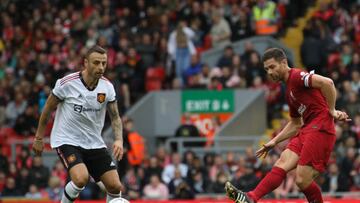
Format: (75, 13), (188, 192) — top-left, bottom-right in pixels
(269, 74), (279, 82)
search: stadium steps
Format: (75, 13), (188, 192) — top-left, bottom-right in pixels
(280, 0), (324, 68)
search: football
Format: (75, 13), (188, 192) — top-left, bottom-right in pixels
(109, 197), (130, 203)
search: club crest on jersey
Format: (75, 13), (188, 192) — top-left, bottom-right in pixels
(97, 93), (106, 103)
(67, 154), (76, 163)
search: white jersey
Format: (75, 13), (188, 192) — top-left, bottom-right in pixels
(50, 71), (116, 149)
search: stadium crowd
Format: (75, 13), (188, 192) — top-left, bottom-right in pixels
(0, 0), (359, 200)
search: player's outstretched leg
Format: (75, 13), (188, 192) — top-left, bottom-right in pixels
(225, 181), (254, 203)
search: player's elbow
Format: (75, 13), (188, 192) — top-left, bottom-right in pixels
(322, 77), (334, 88)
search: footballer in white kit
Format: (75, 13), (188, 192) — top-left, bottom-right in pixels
(52, 71), (119, 181)
(33, 45), (125, 203)
(51, 71), (115, 149)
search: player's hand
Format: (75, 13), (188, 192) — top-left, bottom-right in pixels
(113, 140), (124, 161)
(330, 110), (351, 122)
(255, 139), (276, 158)
(32, 137), (44, 156)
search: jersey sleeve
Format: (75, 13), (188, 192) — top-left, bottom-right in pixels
(52, 79), (66, 100)
(108, 84), (116, 102)
(292, 70), (315, 88)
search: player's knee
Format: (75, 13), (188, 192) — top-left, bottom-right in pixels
(72, 174), (89, 188)
(295, 173), (311, 190)
(106, 181), (122, 194)
(274, 156), (290, 171)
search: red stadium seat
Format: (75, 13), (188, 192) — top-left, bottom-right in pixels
(145, 67), (165, 92)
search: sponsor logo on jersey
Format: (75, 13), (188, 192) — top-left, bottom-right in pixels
(74, 104), (83, 113)
(97, 93), (106, 103)
(73, 104), (100, 113)
(298, 104), (306, 115)
(67, 154), (76, 163)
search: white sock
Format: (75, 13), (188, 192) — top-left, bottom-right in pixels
(106, 191), (121, 203)
(61, 181), (85, 203)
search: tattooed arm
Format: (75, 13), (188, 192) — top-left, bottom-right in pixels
(107, 101), (123, 142)
(107, 101), (124, 160)
(33, 93), (61, 155)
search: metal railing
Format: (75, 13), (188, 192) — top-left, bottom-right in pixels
(164, 135), (262, 155)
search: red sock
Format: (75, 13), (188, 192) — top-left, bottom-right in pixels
(247, 166), (286, 202)
(302, 181), (323, 203)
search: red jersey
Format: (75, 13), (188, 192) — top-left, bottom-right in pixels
(286, 68), (335, 134)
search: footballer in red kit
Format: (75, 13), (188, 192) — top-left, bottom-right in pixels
(286, 68), (336, 173)
(225, 48), (350, 203)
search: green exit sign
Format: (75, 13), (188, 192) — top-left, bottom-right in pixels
(181, 90), (234, 113)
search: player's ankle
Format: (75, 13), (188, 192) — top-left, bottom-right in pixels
(247, 192), (257, 203)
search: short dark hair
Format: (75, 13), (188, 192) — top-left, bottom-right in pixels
(85, 45), (107, 59)
(262, 48), (287, 63)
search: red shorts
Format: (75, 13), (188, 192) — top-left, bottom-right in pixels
(287, 128), (336, 173)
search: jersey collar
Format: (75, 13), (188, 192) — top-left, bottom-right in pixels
(79, 71), (99, 91)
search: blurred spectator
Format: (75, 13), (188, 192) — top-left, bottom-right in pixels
(143, 174), (169, 200)
(155, 146), (171, 168)
(345, 91), (360, 118)
(175, 114), (200, 148)
(340, 147), (357, 178)
(45, 176), (63, 201)
(225, 152), (238, 175)
(251, 0), (279, 36)
(209, 154), (229, 182)
(162, 153), (188, 184)
(122, 167), (141, 200)
(227, 4), (252, 41)
(187, 156), (209, 184)
(25, 184), (42, 199)
(232, 163), (259, 192)
(51, 160), (67, 187)
(1, 177), (21, 197)
(125, 118), (145, 169)
(350, 70), (360, 93)
(209, 171), (228, 193)
(190, 170), (209, 194)
(245, 52), (264, 87)
(14, 106), (38, 136)
(217, 46), (235, 68)
(8, 162), (18, 179)
(174, 181), (195, 199)
(167, 21), (196, 84)
(0, 171), (6, 193)
(301, 20), (325, 74)
(210, 10), (231, 48)
(351, 114), (360, 139)
(168, 168), (188, 195)
(5, 92), (27, 127)
(16, 146), (32, 169)
(0, 145), (9, 174)
(184, 55), (202, 86)
(183, 150), (196, 166)
(136, 33), (156, 69)
(144, 156), (163, 185)
(198, 64), (211, 87)
(16, 168), (31, 195)
(322, 163), (350, 193)
(126, 47), (145, 101)
(29, 156), (50, 189)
